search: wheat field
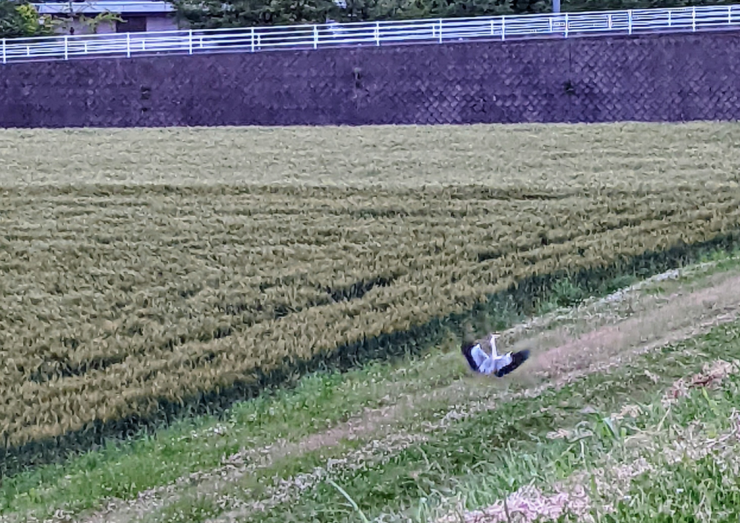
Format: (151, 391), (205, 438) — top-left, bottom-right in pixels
(1, 122), (740, 451)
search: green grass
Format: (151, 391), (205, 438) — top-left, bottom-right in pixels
(3, 252), (740, 523)
(604, 456), (740, 522)
(636, 247), (740, 298)
(156, 495), (221, 523)
(4, 122), (740, 491)
(0, 346), (461, 518)
(0, 265), (651, 521)
(223, 321), (740, 523)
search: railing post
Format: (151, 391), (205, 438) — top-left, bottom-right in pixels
(729, 5), (733, 24)
(0, 7), (720, 64)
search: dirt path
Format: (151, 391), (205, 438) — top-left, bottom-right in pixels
(435, 360), (740, 523)
(211, 272), (740, 523)
(46, 265), (740, 523)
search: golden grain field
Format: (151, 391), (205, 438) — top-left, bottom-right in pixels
(1, 123), (740, 450)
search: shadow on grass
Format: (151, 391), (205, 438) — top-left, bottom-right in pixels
(2, 232), (740, 479)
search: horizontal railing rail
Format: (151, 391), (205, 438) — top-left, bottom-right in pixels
(2, 4), (740, 64)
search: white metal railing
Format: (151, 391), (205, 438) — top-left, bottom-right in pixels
(2, 4), (740, 64)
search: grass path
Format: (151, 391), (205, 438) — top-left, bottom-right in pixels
(2, 252), (740, 523)
(219, 293), (740, 523)
(205, 314), (740, 523)
(435, 359), (740, 523)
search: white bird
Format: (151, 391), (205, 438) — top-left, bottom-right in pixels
(461, 332), (529, 377)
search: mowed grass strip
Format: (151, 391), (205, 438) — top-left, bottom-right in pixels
(1, 123), (740, 453)
(195, 319), (740, 523)
(2, 250), (739, 523)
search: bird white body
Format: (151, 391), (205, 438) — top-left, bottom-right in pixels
(467, 333), (514, 375)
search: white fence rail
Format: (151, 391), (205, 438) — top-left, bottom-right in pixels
(2, 4), (740, 64)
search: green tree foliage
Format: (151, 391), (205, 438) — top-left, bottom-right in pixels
(173, 0), (343, 29)
(173, 0), (737, 29)
(0, 0), (53, 38)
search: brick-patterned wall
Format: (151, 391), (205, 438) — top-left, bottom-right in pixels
(1, 30), (740, 128)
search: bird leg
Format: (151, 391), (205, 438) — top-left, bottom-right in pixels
(489, 333), (498, 357)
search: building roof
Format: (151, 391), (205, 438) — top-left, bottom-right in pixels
(32, 1), (174, 14)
